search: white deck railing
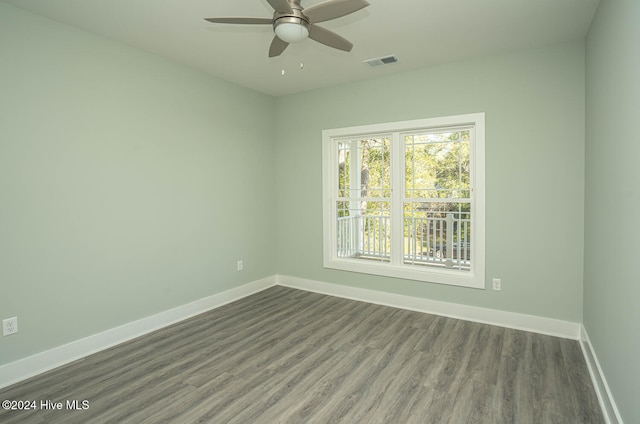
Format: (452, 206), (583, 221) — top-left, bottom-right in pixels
(337, 214), (471, 270)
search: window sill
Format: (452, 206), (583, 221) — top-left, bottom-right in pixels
(323, 257), (485, 289)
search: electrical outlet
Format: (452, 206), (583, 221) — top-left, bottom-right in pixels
(237, 260), (243, 271)
(492, 278), (502, 291)
(3, 317), (18, 336)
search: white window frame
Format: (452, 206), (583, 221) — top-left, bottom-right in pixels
(322, 113), (485, 289)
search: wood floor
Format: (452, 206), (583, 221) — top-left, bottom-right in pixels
(0, 286), (603, 423)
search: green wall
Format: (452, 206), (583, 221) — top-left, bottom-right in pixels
(585, 0), (640, 422)
(0, 4), (276, 365)
(275, 42), (586, 322)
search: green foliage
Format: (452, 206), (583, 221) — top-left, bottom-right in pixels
(405, 130), (470, 200)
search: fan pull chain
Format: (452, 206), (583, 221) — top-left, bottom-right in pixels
(281, 60), (304, 77)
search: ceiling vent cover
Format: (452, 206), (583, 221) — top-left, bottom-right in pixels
(363, 55), (398, 68)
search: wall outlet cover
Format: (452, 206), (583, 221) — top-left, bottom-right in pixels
(492, 278), (502, 291)
(3, 317), (18, 336)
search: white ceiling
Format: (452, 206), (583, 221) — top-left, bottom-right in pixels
(4, 0), (600, 97)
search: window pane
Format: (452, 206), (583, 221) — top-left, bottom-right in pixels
(404, 201), (471, 271)
(336, 201), (390, 262)
(337, 137), (390, 199)
(359, 138), (391, 198)
(405, 130), (470, 200)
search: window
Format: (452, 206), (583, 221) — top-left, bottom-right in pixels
(322, 113), (485, 288)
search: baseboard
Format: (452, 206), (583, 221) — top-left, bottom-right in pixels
(276, 274), (581, 339)
(0, 274), (588, 392)
(580, 325), (623, 424)
(0, 276), (277, 390)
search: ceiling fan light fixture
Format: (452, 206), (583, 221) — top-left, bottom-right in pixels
(274, 18), (309, 43)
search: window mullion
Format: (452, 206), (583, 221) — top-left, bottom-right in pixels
(390, 132), (405, 266)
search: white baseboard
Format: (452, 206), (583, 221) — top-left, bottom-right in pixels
(580, 326), (623, 424)
(276, 274), (581, 339)
(0, 274), (590, 395)
(0, 276), (276, 390)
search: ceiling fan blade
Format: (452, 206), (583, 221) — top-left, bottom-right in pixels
(266, 0), (293, 14)
(303, 0), (369, 23)
(269, 36), (289, 57)
(205, 17), (273, 25)
(308, 25), (353, 52)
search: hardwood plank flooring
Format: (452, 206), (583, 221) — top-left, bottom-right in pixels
(0, 286), (604, 423)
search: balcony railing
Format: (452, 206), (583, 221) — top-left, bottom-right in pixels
(337, 213), (471, 271)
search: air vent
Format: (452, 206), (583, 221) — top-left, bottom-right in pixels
(363, 55), (399, 68)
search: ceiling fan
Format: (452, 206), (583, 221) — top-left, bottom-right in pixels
(205, 0), (369, 57)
